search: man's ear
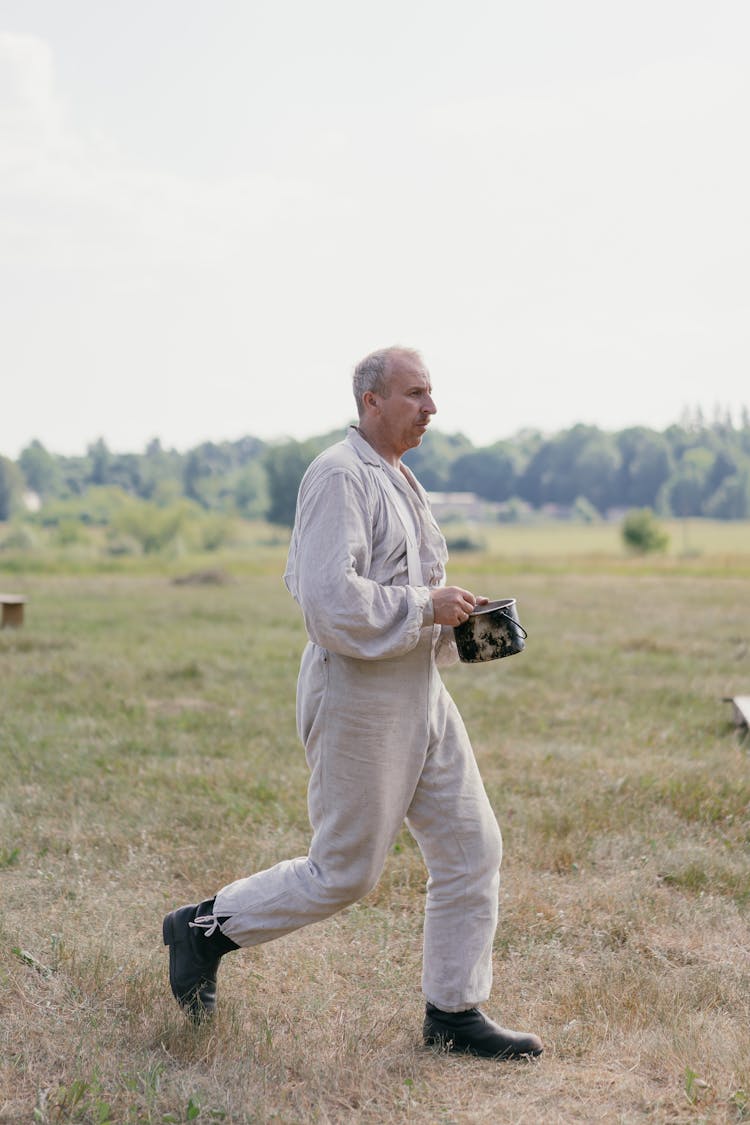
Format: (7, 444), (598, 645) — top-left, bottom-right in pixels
(362, 390), (380, 414)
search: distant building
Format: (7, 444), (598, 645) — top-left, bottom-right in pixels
(428, 492), (491, 521)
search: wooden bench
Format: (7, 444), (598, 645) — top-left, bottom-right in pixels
(0, 594), (26, 629)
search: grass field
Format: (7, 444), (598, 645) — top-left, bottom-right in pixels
(1, 527), (749, 1123)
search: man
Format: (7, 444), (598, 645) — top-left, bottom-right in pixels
(163, 346), (543, 1060)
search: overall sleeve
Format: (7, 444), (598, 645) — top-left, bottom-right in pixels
(291, 467), (433, 660)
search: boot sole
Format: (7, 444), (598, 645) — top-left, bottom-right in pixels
(424, 1031), (543, 1059)
(425, 1039), (542, 1060)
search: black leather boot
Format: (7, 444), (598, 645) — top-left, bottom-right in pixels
(162, 898), (238, 1021)
(423, 1004), (543, 1059)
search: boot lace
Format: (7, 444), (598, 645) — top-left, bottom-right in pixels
(189, 914), (221, 937)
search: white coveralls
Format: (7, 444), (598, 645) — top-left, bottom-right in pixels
(213, 427), (503, 1012)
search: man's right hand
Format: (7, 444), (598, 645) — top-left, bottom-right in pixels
(430, 586), (478, 627)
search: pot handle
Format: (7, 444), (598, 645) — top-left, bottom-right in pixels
(498, 608), (528, 640)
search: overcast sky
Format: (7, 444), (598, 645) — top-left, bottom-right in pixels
(1, 1), (748, 458)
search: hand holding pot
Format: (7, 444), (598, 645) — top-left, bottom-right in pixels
(430, 586), (487, 627)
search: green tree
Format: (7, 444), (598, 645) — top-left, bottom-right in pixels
(703, 465), (750, 519)
(519, 425), (621, 512)
(264, 440), (321, 526)
(0, 456), (22, 520)
(660, 448), (715, 517)
(18, 439), (63, 499)
(57, 454), (91, 496)
(403, 430), (473, 490)
(183, 450), (206, 505)
(572, 433), (622, 513)
(617, 427), (673, 507)
(138, 438), (182, 500)
(705, 448), (746, 499)
(234, 461), (269, 517)
(447, 443), (521, 501)
(180, 440), (264, 509)
(87, 438), (112, 486)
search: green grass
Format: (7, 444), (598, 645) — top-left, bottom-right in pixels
(476, 516), (750, 557)
(446, 518), (750, 579)
(2, 517), (750, 578)
(1, 537), (749, 1122)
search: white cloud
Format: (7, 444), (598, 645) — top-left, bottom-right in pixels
(0, 31), (61, 137)
(0, 30), (348, 275)
(0, 15), (748, 457)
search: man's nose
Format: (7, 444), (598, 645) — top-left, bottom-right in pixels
(425, 394), (437, 414)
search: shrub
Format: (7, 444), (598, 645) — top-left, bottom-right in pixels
(55, 518), (88, 546)
(34, 486), (132, 528)
(197, 514), (232, 552)
(621, 508), (670, 554)
(0, 522), (40, 551)
(105, 532), (143, 557)
(445, 531), (486, 552)
(112, 498), (200, 554)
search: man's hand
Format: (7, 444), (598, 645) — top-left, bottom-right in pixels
(430, 586), (488, 627)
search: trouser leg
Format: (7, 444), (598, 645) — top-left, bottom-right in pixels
(214, 640), (433, 946)
(406, 685), (503, 1013)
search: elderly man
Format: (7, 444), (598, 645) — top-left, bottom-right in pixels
(163, 346), (542, 1060)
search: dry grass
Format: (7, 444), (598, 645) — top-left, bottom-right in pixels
(1, 553), (749, 1123)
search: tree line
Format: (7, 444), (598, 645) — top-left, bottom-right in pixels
(2, 407), (750, 527)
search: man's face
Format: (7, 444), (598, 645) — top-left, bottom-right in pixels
(374, 355), (437, 458)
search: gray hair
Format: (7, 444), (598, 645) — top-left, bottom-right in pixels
(352, 346), (423, 417)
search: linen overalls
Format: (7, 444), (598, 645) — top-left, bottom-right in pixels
(213, 428), (503, 1011)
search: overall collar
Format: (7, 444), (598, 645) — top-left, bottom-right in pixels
(346, 426), (422, 496)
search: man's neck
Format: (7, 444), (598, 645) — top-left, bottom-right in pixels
(355, 424), (401, 469)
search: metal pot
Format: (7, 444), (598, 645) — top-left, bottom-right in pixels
(454, 598), (527, 664)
